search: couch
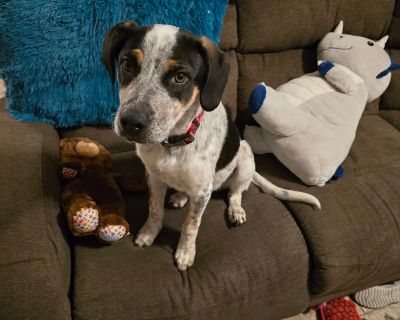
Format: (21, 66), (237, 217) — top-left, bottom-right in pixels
(1, 0), (400, 319)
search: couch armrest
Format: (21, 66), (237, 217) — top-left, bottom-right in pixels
(0, 99), (71, 319)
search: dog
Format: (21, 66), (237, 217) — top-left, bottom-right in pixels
(102, 21), (321, 271)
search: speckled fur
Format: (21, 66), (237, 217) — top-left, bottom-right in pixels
(109, 24), (321, 271)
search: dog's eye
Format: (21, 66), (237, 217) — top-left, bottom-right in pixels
(121, 59), (135, 72)
(174, 72), (187, 84)
(368, 41), (374, 46)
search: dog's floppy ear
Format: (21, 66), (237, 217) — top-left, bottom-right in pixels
(199, 37), (230, 111)
(102, 21), (139, 84)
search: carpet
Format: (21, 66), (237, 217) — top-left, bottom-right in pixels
(285, 299), (400, 320)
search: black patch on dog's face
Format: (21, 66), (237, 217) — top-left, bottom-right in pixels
(102, 21), (148, 85)
(161, 32), (206, 105)
(116, 29), (149, 87)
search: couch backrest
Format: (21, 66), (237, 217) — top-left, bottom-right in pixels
(219, 0), (400, 122)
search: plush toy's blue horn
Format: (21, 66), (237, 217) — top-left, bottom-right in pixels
(376, 59), (400, 79)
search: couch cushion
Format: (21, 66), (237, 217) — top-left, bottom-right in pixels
(381, 110), (400, 130)
(254, 115), (400, 295)
(72, 152), (310, 320)
(381, 49), (400, 110)
(221, 50), (239, 119)
(0, 99), (71, 319)
(236, 0), (394, 53)
(220, 4), (238, 51)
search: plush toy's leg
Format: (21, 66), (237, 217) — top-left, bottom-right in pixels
(249, 83), (307, 136)
(243, 125), (272, 154)
(97, 214), (129, 243)
(62, 193), (100, 237)
(95, 188), (129, 243)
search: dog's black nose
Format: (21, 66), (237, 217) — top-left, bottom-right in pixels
(119, 109), (149, 133)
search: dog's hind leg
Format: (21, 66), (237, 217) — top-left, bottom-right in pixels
(168, 191), (189, 209)
(224, 141), (255, 225)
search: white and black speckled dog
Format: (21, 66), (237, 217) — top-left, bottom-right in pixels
(103, 21), (320, 271)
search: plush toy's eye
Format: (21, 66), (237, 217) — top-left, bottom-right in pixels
(340, 35), (344, 38)
(368, 41), (374, 46)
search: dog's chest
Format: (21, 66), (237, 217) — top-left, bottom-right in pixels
(137, 144), (208, 193)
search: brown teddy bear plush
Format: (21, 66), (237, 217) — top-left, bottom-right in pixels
(59, 137), (145, 243)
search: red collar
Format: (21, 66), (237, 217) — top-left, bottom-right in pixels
(161, 110), (204, 148)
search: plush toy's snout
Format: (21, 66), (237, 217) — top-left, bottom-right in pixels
(75, 141), (100, 157)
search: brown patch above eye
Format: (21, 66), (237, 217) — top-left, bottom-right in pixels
(184, 86), (200, 108)
(132, 49), (144, 64)
(164, 59), (180, 72)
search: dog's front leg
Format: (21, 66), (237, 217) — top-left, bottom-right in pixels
(135, 171), (167, 247)
(175, 183), (212, 271)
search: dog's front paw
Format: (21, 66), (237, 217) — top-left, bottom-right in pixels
(228, 205), (247, 225)
(168, 192), (188, 209)
(175, 242), (196, 271)
(134, 222), (161, 247)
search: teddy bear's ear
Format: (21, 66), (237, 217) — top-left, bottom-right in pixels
(60, 138), (69, 148)
(333, 20), (343, 35)
(376, 35), (389, 48)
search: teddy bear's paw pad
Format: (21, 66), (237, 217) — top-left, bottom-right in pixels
(72, 207), (99, 233)
(98, 225), (127, 242)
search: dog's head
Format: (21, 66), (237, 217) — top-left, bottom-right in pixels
(102, 21), (229, 144)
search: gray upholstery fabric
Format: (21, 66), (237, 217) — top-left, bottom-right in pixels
(72, 152), (309, 320)
(381, 49), (400, 110)
(381, 110), (400, 130)
(0, 98), (71, 320)
(236, 0), (394, 53)
(255, 115), (400, 295)
(220, 4), (238, 51)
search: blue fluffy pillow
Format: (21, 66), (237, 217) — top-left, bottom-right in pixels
(0, 1), (228, 128)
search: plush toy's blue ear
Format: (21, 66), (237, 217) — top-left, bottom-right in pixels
(376, 59), (400, 78)
(249, 83), (267, 114)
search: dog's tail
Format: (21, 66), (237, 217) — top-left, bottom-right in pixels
(252, 172), (321, 209)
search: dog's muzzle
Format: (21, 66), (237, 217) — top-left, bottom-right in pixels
(117, 104), (151, 142)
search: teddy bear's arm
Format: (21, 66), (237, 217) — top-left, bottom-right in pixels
(318, 60), (358, 94)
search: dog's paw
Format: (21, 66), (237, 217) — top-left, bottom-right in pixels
(134, 222), (161, 247)
(168, 192), (188, 209)
(228, 205), (247, 225)
(175, 242), (196, 271)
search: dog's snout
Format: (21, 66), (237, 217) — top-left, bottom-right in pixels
(119, 108), (150, 133)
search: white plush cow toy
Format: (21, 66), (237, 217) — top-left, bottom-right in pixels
(244, 21), (400, 186)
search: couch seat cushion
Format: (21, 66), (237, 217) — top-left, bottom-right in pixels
(381, 110), (400, 130)
(72, 152), (310, 320)
(255, 115), (400, 295)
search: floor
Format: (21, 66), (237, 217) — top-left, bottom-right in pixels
(285, 298), (400, 319)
